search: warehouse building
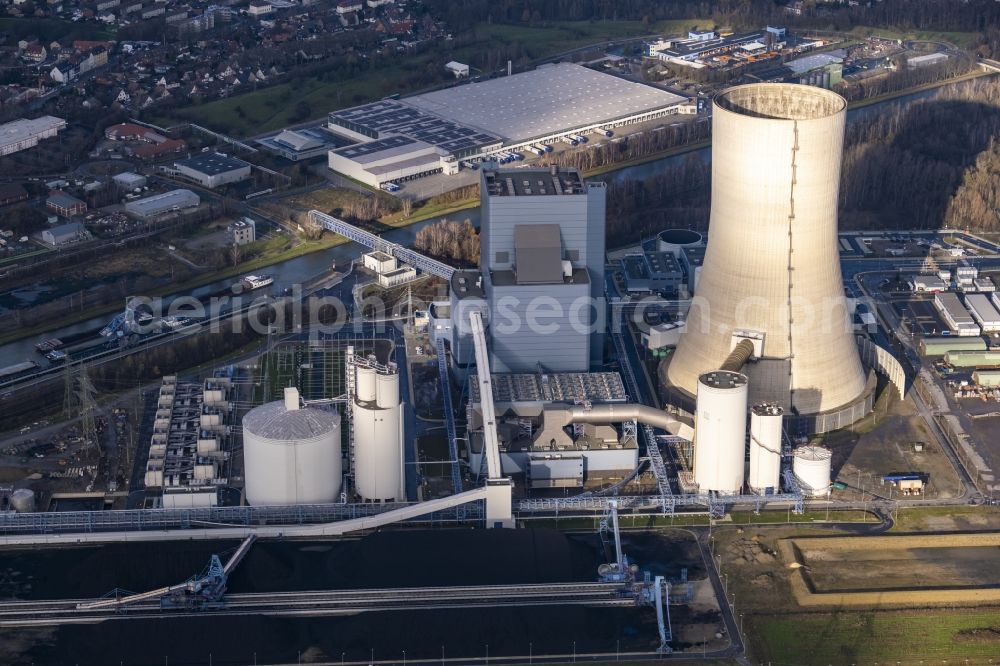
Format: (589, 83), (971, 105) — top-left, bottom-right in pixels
(919, 336), (987, 357)
(909, 274), (947, 292)
(45, 191), (87, 217)
(325, 63), (685, 186)
(934, 292), (981, 336)
(112, 172), (147, 191)
(174, 152), (252, 188)
(257, 127), (348, 161)
(0, 116), (66, 156)
(124, 189), (201, 219)
(944, 350), (1000, 368)
(41, 221), (86, 246)
(964, 294), (1000, 332)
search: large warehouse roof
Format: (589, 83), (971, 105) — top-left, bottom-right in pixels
(403, 63), (686, 143)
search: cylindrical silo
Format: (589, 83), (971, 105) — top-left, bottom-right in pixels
(693, 370), (748, 494)
(748, 403), (783, 494)
(242, 387), (342, 505)
(9, 488), (35, 512)
(793, 445), (832, 497)
(352, 364), (404, 502)
(668, 84), (866, 420)
(657, 229), (703, 257)
(356, 366), (376, 402)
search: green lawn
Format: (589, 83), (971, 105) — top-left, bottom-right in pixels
(752, 611), (1000, 664)
(848, 25), (980, 49)
(158, 19), (714, 136)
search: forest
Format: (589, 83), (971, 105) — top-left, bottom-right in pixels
(414, 219), (480, 266)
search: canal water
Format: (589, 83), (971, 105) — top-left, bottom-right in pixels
(0, 529), (684, 666)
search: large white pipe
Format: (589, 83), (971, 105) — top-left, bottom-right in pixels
(544, 403), (695, 440)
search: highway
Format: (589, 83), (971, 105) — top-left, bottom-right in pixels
(0, 582), (635, 628)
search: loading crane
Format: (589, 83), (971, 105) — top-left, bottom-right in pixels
(76, 534), (256, 612)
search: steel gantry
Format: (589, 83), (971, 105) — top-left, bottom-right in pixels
(436, 336), (463, 494)
(308, 210), (456, 280)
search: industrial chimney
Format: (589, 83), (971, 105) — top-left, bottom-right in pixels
(667, 83), (866, 417)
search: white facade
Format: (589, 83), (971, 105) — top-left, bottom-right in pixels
(351, 363), (405, 502)
(378, 265), (416, 287)
(964, 294), (1000, 332)
(445, 61), (470, 78)
(363, 250), (397, 274)
(693, 370), (748, 494)
(0, 116), (66, 156)
(668, 85), (866, 416)
(909, 275), (946, 292)
(748, 403), (782, 494)
(793, 445), (832, 497)
(242, 388), (343, 505)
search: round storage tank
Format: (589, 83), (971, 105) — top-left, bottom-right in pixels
(657, 229), (703, 256)
(375, 369), (399, 409)
(793, 445), (832, 497)
(356, 366), (377, 402)
(748, 403), (783, 494)
(9, 488), (35, 512)
(353, 399), (402, 502)
(242, 394), (342, 505)
(693, 370), (748, 494)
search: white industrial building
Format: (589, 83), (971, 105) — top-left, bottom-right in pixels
(112, 171), (147, 190)
(325, 63), (686, 186)
(964, 294), (1000, 332)
(909, 274), (947, 292)
(445, 61), (470, 78)
(124, 189), (201, 219)
(935, 291), (981, 336)
(363, 250), (397, 274)
(0, 116), (66, 156)
(378, 266), (417, 288)
(174, 152), (252, 188)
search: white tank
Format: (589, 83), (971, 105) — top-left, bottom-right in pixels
(9, 488), (35, 512)
(657, 229), (703, 257)
(375, 370), (399, 409)
(356, 366), (376, 402)
(242, 387), (342, 505)
(693, 370), (748, 494)
(748, 403), (783, 494)
(352, 364), (403, 502)
(793, 445), (832, 497)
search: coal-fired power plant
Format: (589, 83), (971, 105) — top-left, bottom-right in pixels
(668, 84), (866, 418)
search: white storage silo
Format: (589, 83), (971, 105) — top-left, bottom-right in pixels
(748, 403), (783, 494)
(242, 387), (342, 505)
(693, 370), (748, 494)
(9, 488), (35, 512)
(356, 366), (377, 402)
(352, 364), (404, 502)
(657, 229), (703, 257)
(793, 445), (832, 497)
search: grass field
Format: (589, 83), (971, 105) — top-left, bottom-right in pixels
(751, 610), (1000, 664)
(158, 19), (713, 136)
(848, 25), (980, 49)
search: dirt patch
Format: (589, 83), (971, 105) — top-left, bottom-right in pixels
(953, 627), (1000, 643)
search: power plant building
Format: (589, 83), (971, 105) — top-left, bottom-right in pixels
(479, 166), (606, 371)
(667, 84), (868, 424)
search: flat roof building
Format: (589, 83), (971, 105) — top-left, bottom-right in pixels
(174, 152), (251, 189)
(124, 189), (200, 219)
(324, 63), (686, 185)
(0, 116), (66, 157)
(934, 291), (981, 336)
(112, 171), (147, 190)
(910, 275), (947, 292)
(964, 294), (1000, 332)
(257, 127), (351, 161)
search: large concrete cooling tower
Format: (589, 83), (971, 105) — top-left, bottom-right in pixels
(668, 83), (866, 416)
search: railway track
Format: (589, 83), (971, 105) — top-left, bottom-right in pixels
(0, 582), (635, 627)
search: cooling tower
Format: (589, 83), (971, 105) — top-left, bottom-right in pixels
(668, 83), (866, 416)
